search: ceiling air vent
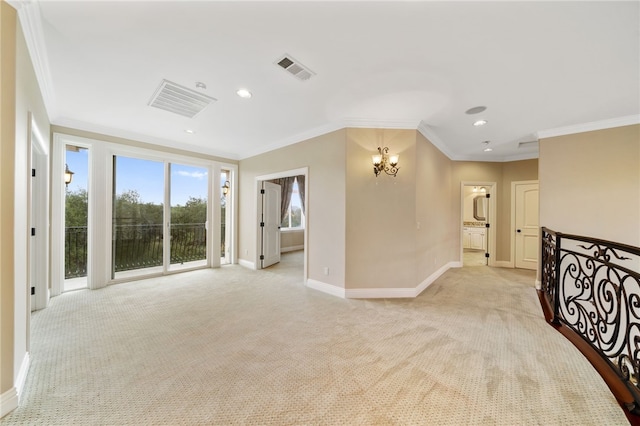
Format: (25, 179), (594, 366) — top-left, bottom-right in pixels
(275, 54), (315, 81)
(148, 79), (217, 118)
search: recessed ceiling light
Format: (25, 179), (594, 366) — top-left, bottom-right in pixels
(473, 119), (488, 127)
(483, 148), (493, 152)
(236, 89), (252, 98)
(465, 106), (487, 115)
(195, 82), (206, 89)
(185, 129), (195, 134)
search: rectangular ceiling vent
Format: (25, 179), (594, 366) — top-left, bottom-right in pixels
(518, 140), (539, 149)
(275, 54), (315, 81)
(148, 79), (217, 118)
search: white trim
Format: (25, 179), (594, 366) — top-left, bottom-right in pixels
(417, 120), (456, 160)
(413, 261), (458, 297)
(15, 353), (30, 398)
(281, 245), (304, 253)
(535, 279), (542, 290)
(536, 115), (640, 139)
(344, 117), (420, 129)
(241, 123), (343, 159)
(255, 168), (308, 280)
(16, 2), (57, 120)
(0, 388), (18, 418)
(345, 262), (457, 299)
(238, 259), (256, 270)
(306, 279), (346, 299)
(460, 182), (497, 267)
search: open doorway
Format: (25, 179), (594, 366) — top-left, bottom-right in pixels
(255, 168), (308, 281)
(461, 182), (496, 267)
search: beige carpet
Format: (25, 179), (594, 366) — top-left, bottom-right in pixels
(2, 252), (628, 425)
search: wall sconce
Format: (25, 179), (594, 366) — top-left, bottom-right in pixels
(64, 164), (74, 186)
(222, 180), (230, 196)
(372, 147), (399, 177)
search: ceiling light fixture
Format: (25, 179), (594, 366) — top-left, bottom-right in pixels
(236, 89), (252, 98)
(473, 119), (488, 127)
(465, 106), (487, 115)
(195, 82), (206, 90)
(185, 129), (195, 134)
(482, 141), (492, 152)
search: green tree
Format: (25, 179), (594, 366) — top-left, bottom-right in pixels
(65, 188), (88, 227)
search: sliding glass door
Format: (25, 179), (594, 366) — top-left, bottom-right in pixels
(112, 156), (165, 279)
(169, 163), (208, 271)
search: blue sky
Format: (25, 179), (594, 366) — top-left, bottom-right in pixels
(66, 150), (213, 206)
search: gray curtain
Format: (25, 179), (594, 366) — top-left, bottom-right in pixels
(297, 175), (305, 215)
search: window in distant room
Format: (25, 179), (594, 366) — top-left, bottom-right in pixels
(281, 176), (305, 230)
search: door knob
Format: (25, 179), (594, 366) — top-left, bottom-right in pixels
(517, 229), (522, 233)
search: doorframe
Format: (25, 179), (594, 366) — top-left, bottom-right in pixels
(510, 179), (539, 270)
(254, 167), (308, 279)
(460, 181), (497, 267)
(27, 112), (50, 311)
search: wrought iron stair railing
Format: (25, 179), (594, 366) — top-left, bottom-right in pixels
(540, 227), (640, 418)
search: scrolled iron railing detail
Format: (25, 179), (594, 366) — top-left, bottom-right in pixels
(541, 227), (640, 414)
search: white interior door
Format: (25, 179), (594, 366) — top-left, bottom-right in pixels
(514, 181), (539, 270)
(261, 181), (281, 268)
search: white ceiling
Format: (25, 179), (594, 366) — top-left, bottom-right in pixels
(15, 1), (640, 161)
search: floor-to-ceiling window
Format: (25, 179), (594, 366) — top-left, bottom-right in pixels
(53, 133), (236, 291)
(112, 155), (165, 279)
(64, 144), (89, 291)
(169, 163), (208, 271)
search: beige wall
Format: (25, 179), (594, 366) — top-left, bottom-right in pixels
(281, 229), (304, 252)
(1, 0), (17, 398)
(539, 125), (640, 246)
(415, 131), (458, 285)
(451, 159), (538, 262)
(239, 130), (347, 288)
(345, 128), (418, 289)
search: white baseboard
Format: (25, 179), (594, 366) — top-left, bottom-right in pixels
(345, 261), (457, 299)
(238, 259), (256, 270)
(16, 353), (30, 398)
(346, 287), (418, 298)
(535, 279), (541, 290)
(1, 388), (18, 418)
(281, 245), (304, 253)
(306, 279), (346, 298)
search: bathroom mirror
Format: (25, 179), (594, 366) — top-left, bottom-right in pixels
(473, 195), (486, 221)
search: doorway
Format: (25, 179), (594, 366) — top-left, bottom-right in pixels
(512, 180), (539, 270)
(28, 115), (49, 311)
(460, 182), (496, 267)
(255, 168), (308, 279)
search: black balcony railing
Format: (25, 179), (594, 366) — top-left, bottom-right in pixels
(65, 222), (223, 278)
(540, 227), (640, 418)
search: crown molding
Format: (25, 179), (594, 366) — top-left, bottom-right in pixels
(342, 117), (420, 129)
(536, 115), (640, 140)
(17, 1), (57, 121)
(417, 120), (457, 160)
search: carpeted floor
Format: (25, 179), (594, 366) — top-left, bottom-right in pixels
(2, 252), (628, 425)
